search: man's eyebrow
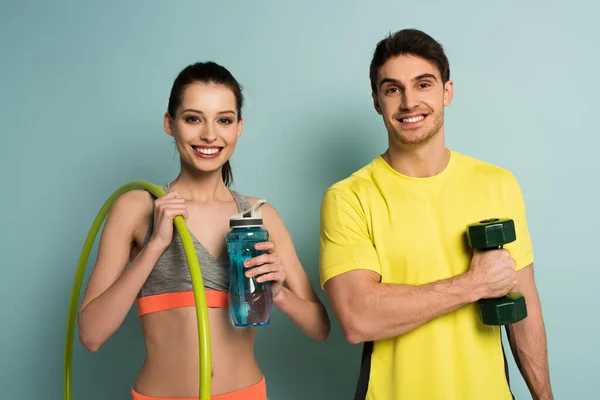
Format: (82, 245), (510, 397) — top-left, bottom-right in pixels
(379, 77), (402, 88)
(414, 73), (438, 81)
(379, 73), (439, 88)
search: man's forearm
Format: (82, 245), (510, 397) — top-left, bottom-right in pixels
(507, 297), (553, 399)
(345, 272), (479, 343)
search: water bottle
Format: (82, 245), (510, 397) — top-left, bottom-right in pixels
(225, 199), (273, 327)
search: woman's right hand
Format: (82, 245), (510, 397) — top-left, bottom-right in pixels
(149, 190), (188, 250)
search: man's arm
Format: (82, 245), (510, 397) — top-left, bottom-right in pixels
(318, 188), (480, 343)
(324, 247), (518, 344)
(506, 263), (554, 400)
(319, 187), (519, 344)
(323, 269), (479, 343)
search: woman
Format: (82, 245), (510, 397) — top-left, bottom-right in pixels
(77, 61), (331, 400)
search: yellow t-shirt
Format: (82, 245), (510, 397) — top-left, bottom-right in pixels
(319, 150), (534, 400)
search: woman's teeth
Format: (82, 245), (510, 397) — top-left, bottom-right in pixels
(194, 146), (220, 155)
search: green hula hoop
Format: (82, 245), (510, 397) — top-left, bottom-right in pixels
(64, 180), (211, 400)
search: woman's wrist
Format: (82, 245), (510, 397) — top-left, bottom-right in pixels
(272, 285), (288, 306)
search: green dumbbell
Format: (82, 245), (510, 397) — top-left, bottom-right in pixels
(466, 218), (527, 325)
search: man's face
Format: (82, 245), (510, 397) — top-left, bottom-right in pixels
(373, 54), (453, 147)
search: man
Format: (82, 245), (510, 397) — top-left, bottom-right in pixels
(319, 28), (553, 400)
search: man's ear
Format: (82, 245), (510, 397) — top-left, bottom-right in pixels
(372, 92), (382, 115)
(443, 80), (454, 107)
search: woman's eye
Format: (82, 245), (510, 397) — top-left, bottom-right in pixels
(186, 116), (199, 123)
(219, 118), (233, 124)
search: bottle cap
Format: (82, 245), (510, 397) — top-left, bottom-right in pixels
(230, 199), (267, 228)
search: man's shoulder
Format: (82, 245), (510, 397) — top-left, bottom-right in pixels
(453, 150), (517, 182)
(323, 157), (381, 199)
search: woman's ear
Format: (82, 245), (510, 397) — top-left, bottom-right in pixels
(164, 112), (174, 137)
(237, 117), (243, 138)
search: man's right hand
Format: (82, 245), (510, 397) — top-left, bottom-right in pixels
(467, 249), (517, 299)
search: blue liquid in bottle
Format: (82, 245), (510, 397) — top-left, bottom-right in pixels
(225, 200), (272, 327)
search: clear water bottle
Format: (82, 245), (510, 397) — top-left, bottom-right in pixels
(225, 199), (272, 327)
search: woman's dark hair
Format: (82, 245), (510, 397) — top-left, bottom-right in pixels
(167, 61), (244, 187)
(369, 29), (450, 94)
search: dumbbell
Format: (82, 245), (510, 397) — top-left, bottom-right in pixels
(465, 218), (527, 325)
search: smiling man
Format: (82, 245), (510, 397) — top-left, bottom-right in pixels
(319, 29), (553, 400)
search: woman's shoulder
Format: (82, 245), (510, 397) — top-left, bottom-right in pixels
(108, 189), (155, 229)
(113, 189), (154, 211)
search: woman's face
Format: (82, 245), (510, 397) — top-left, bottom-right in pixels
(165, 81), (242, 175)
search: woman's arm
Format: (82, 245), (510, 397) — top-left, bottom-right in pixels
(244, 201), (331, 342)
(78, 189), (187, 351)
(77, 190), (155, 351)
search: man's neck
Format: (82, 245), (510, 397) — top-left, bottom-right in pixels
(383, 138), (451, 178)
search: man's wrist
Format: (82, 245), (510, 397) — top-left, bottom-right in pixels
(454, 271), (482, 303)
(534, 386), (554, 400)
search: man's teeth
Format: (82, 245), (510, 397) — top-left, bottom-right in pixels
(401, 115), (425, 123)
(194, 147), (220, 155)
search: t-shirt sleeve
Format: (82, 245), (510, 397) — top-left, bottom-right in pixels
(318, 188), (381, 289)
(503, 172), (534, 271)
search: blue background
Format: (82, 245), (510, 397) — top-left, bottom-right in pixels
(1, 0), (597, 398)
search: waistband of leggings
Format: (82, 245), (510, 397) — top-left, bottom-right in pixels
(131, 376), (267, 400)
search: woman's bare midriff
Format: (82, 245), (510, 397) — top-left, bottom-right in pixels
(132, 306), (263, 397)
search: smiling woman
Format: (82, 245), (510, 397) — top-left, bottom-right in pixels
(76, 61), (331, 400)
(165, 62), (245, 187)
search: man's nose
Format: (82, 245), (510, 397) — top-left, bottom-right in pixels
(400, 89), (419, 110)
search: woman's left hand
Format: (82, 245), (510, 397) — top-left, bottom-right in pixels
(244, 241), (286, 299)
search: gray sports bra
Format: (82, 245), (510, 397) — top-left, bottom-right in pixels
(135, 184), (251, 316)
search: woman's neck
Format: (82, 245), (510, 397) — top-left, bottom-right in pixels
(169, 165), (230, 202)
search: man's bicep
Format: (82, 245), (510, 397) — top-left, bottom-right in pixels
(323, 270), (381, 318)
(324, 269), (381, 294)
